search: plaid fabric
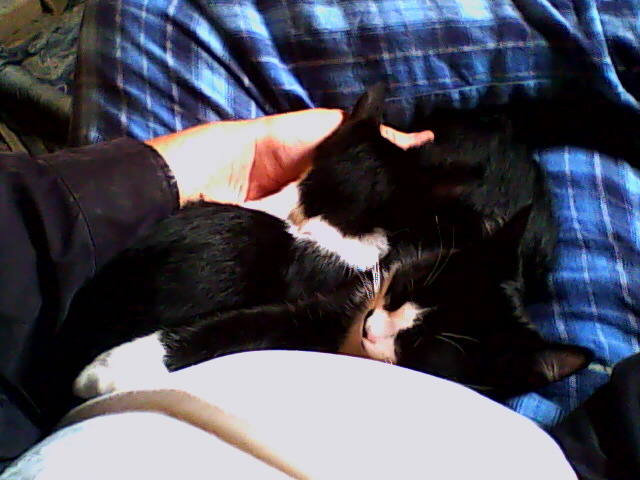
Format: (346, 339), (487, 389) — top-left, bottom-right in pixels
(71, 0), (640, 427)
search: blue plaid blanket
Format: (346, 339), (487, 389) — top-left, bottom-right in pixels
(71, 0), (640, 427)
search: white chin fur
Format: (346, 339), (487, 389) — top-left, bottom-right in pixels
(73, 332), (170, 399)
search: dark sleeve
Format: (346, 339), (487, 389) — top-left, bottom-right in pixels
(551, 353), (640, 480)
(0, 138), (179, 451)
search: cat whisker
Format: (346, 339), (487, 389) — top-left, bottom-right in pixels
(450, 226), (455, 251)
(439, 332), (479, 342)
(390, 227), (411, 236)
(423, 226), (456, 288)
(422, 244), (453, 289)
(435, 334), (466, 355)
(429, 247), (452, 285)
(421, 216), (445, 287)
(422, 218), (459, 290)
(421, 255), (440, 288)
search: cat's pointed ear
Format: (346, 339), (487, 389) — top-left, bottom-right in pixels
(487, 204), (533, 248)
(350, 83), (387, 123)
(532, 343), (593, 383)
(473, 204), (533, 276)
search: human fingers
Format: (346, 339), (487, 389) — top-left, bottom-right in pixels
(247, 109), (344, 200)
(380, 125), (434, 150)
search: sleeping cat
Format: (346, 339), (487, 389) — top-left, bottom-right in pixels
(39, 84), (631, 418)
(71, 207), (591, 402)
(293, 83), (557, 301)
(295, 81), (640, 300)
(369, 206), (591, 401)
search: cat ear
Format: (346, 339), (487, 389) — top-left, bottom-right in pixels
(486, 204), (533, 249)
(471, 204), (533, 278)
(532, 343), (593, 383)
(350, 83), (387, 123)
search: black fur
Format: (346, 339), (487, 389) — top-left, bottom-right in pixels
(163, 274), (371, 371)
(386, 207), (593, 401)
(299, 86), (556, 300)
(48, 202), (355, 393)
(159, 206), (592, 402)
(301, 82), (640, 300)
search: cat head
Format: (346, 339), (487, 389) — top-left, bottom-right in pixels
(356, 206), (593, 400)
(294, 84), (396, 237)
(294, 85), (483, 239)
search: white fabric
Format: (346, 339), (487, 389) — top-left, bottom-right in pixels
(165, 351), (578, 480)
(4, 351), (577, 479)
(1, 412), (290, 480)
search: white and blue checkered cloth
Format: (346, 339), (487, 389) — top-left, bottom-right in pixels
(71, 0), (640, 427)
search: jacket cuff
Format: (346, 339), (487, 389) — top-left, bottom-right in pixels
(41, 137), (180, 269)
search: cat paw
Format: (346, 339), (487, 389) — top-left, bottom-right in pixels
(73, 351), (119, 399)
(73, 333), (170, 399)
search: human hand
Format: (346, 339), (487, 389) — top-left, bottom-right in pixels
(146, 109), (433, 206)
(145, 109), (342, 205)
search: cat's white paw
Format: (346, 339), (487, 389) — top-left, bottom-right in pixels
(73, 332), (170, 399)
(73, 350), (119, 399)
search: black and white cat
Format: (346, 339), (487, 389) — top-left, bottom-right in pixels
(70, 206), (589, 403)
(293, 83), (557, 300)
(43, 83), (640, 416)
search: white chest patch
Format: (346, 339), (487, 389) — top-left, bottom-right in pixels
(244, 182), (389, 270)
(73, 332), (170, 399)
(289, 216), (389, 271)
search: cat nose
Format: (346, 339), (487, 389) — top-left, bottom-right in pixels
(363, 330), (377, 343)
(361, 326), (398, 364)
(363, 309), (392, 343)
(363, 326), (386, 344)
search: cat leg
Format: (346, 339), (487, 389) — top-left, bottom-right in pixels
(164, 298), (362, 371)
(73, 332), (170, 399)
